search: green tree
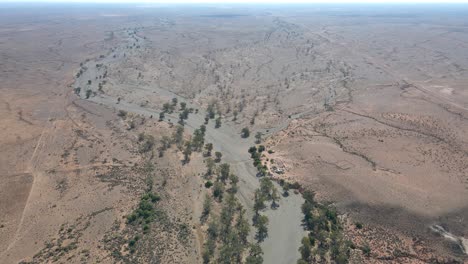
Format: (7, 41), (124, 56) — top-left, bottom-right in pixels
(245, 244), (263, 264)
(159, 111), (165, 121)
(200, 125), (207, 134)
(361, 243), (371, 257)
(255, 132), (262, 144)
(74, 87), (81, 95)
(172, 125), (184, 148)
(253, 189), (266, 215)
(258, 145), (266, 152)
(218, 230), (242, 264)
(183, 140), (192, 164)
(180, 102), (186, 110)
(299, 236), (312, 262)
(207, 103), (216, 119)
(180, 108), (190, 119)
(283, 183), (290, 197)
(229, 174), (239, 194)
(260, 177), (274, 199)
(254, 215), (268, 242)
(163, 102), (171, 113)
(204, 143), (213, 156)
(203, 218), (218, 264)
(200, 194), (212, 223)
(214, 151), (222, 163)
(219, 163), (230, 183)
(205, 158), (215, 178)
(241, 127), (250, 138)
(232, 110), (238, 121)
(271, 187), (280, 209)
(219, 194), (237, 237)
(172, 97), (178, 107)
(158, 135), (171, 157)
(215, 117), (222, 128)
(236, 209), (250, 244)
(213, 181), (224, 201)
(191, 129), (205, 151)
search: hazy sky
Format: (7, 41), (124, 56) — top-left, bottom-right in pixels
(1, 0), (468, 3)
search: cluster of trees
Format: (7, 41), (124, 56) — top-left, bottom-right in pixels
(248, 145), (268, 176)
(297, 190), (353, 264)
(278, 179), (301, 197)
(159, 98), (196, 124)
(252, 177), (280, 243)
(205, 101), (223, 129)
(126, 191), (162, 254)
(204, 159), (238, 201)
(169, 124), (209, 164)
(179, 108), (190, 125)
(161, 97), (179, 117)
(172, 125), (185, 149)
(127, 192), (161, 224)
(201, 192), (263, 264)
(198, 144), (265, 264)
(184, 125), (210, 163)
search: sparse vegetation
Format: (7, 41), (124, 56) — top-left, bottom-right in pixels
(138, 134), (155, 153)
(255, 132), (262, 144)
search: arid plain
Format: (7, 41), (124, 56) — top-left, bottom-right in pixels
(0, 3), (467, 264)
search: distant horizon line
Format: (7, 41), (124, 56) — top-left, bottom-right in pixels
(1, 0), (468, 4)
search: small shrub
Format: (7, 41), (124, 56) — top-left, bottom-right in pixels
(128, 239), (136, 247)
(205, 181), (213, 188)
(361, 244), (371, 257)
(258, 145), (265, 152)
(118, 110), (127, 117)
